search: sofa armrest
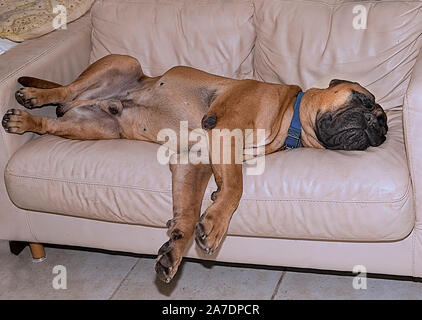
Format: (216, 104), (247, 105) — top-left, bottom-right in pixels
(403, 50), (422, 227)
(0, 14), (92, 158)
(0, 14), (92, 242)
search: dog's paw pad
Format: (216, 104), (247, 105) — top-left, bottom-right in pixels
(211, 191), (218, 201)
(171, 229), (183, 241)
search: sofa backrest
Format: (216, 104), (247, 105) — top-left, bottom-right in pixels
(90, 0), (422, 110)
(90, 0), (255, 79)
(253, 0), (422, 109)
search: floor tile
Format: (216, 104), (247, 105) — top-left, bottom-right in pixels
(0, 242), (138, 299)
(273, 271), (422, 300)
(2, 240), (422, 300)
(111, 257), (282, 300)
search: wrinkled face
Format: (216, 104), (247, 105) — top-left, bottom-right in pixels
(314, 79), (388, 151)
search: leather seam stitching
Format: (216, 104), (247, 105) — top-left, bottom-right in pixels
(0, 38), (65, 85)
(6, 171), (411, 204)
(6, 172), (173, 194)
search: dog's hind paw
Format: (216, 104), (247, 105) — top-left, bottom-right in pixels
(2, 109), (35, 134)
(15, 88), (39, 109)
(15, 87), (52, 109)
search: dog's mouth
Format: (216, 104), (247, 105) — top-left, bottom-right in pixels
(315, 107), (388, 151)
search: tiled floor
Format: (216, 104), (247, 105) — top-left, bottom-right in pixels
(0, 240), (421, 299)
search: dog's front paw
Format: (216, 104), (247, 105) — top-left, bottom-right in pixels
(155, 240), (182, 283)
(2, 109), (35, 134)
(195, 214), (228, 255)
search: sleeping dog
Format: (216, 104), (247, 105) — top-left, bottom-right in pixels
(2, 54), (388, 282)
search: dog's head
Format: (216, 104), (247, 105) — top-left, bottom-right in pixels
(304, 79), (388, 150)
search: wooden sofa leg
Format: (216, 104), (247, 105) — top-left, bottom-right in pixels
(29, 243), (46, 262)
(9, 241), (27, 256)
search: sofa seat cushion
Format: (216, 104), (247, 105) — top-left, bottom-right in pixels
(4, 110), (413, 242)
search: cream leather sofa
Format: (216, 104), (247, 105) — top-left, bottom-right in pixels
(1, 0), (422, 279)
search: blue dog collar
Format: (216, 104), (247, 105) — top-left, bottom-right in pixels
(283, 91), (304, 149)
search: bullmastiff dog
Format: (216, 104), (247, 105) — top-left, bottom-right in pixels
(2, 54), (388, 283)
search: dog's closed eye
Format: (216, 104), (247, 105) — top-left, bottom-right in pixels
(350, 90), (374, 110)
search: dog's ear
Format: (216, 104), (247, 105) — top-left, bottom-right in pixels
(329, 79), (349, 87)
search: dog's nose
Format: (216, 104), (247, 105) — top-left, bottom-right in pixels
(371, 134), (386, 147)
(376, 113), (386, 127)
(376, 112), (388, 134)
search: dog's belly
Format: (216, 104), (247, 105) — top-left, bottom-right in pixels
(116, 67), (231, 142)
(115, 98), (207, 146)
(87, 66), (298, 155)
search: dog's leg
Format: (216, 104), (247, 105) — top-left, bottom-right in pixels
(15, 54), (143, 109)
(2, 107), (120, 140)
(155, 157), (212, 283)
(194, 162), (243, 254)
(193, 129), (244, 254)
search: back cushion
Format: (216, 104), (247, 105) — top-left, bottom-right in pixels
(90, 0), (255, 79)
(253, 0), (422, 109)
